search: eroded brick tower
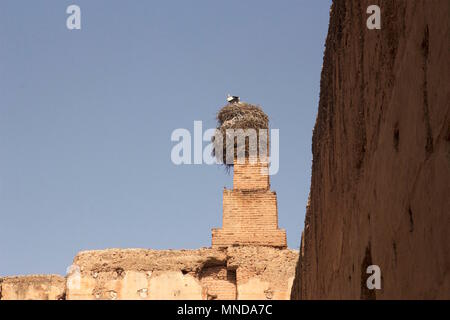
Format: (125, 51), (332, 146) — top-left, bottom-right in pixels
(212, 156), (287, 248)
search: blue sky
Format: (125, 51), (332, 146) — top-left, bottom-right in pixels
(0, 0), (331, 276)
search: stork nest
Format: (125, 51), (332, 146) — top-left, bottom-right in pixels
(212, 102), (269, 167)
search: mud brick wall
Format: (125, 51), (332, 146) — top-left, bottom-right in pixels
(199, 266), (237, 300)
(212, 190), (286, 248)
(228, 246), (298, 300)
(212, 156), (287, 248)
(61, 247), (297, 300)
(291, 0), (450, 299)
(0, 275), (65, 300)
(0, 247), (297, 300)
(233, 159), (269, 190)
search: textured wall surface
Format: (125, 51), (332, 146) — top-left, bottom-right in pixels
(65, 247), (297, 300)
(0, 247), (297, 300)
(233, 159), (270, 190)
(0, 275), (65, 300)
(212, 158), (287, 248)
(291, 0), (450, 299)
(212, 190), (286, 248)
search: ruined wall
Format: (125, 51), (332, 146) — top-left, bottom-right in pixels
(291, 0), (450, 299)
(0, 275), (65, 300)
(0, 247), (297, 300)
(0, 113), (295, 300)
(65, 247), (297, 300)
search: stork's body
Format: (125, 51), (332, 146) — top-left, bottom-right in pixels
(227, 94), (240, 104)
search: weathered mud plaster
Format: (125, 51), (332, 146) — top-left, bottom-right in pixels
(65, 247), (297, 300)
(0, 275), (65, 300)
(291, 0), (450, 299)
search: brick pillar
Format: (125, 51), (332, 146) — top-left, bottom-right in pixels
(233, 157), (269, 190)
(212, 157), (287, 248)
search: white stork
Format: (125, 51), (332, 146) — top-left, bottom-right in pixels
(227, 94), (240, 104)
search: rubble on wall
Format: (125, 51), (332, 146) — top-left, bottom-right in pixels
(0, 275), (65, 300)
(0, 247), (297, 300)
